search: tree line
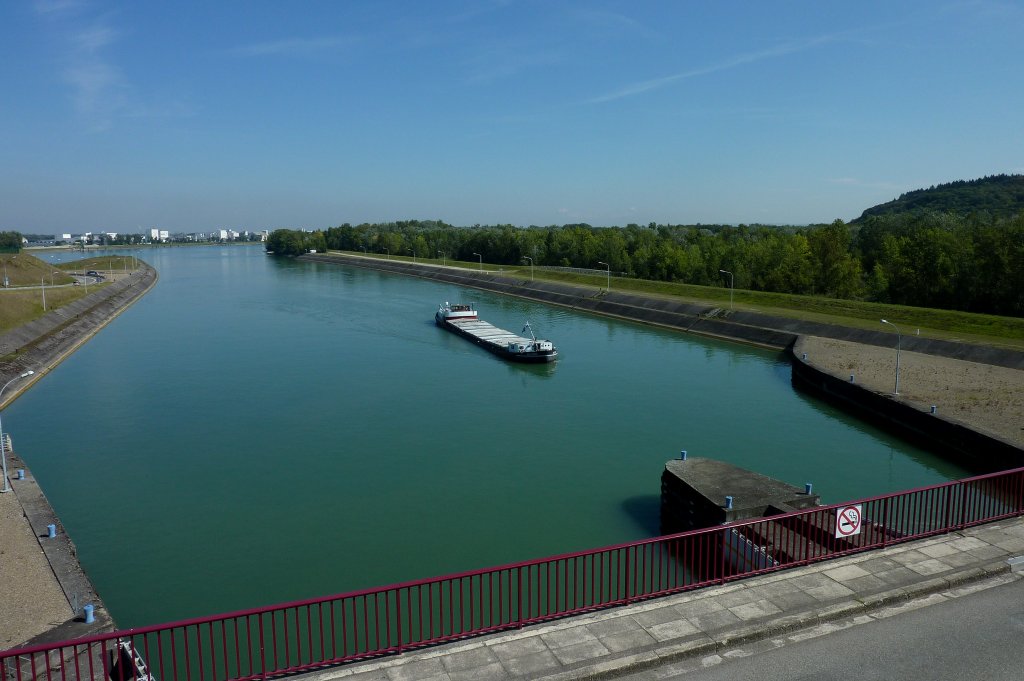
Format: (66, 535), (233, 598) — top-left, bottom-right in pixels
(0, 231), (22, 253)
(274, 212), (1019, 317)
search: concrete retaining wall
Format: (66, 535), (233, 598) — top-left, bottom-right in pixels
(300, 253), (1024, 369)
(0, 265), (158, 406)
(301, 254), (797, 349)
(790, 337), (1024, 471)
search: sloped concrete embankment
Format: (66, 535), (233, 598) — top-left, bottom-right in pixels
(300, 254), (1024, 368)
(0, 264), (158, 406)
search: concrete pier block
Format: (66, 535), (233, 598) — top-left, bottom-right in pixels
(661, 457), (821, 533)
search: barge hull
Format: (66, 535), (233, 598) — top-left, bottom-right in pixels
(437, 318), (557, 363)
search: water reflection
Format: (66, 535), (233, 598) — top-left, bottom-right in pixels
(504, 360), (557, 380)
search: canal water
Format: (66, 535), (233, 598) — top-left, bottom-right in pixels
(7, 246), (968, 627)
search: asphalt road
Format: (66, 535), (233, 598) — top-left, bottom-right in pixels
(620, 574), (1024, 681)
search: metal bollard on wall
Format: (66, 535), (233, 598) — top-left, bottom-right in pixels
(83, 604), (95, 624)
(680, 450), (687, 461)
(725, 495), (734, 510)
(805, 482), (813, 495)
(931, 405), (937, 414)
(16, 469), (24, 480)
(47, 524), (56, 538)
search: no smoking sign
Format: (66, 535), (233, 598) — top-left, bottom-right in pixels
(835, 504), (863, 538)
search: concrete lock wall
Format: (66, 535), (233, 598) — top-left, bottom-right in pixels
(790, 337), (1024, 471)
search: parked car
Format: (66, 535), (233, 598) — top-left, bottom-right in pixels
(86, 270), (99, 276)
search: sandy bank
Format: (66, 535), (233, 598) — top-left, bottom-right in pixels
(801, 336), (1024, 447)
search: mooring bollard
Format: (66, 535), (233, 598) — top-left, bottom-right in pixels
(47, 524), (56, 538)
(802, 353), (807, 360)
(805, 482), (813, 495)
(931, 405), (937, 414)
(850, 374), (855, 382)
(725, 495), (734, 510)
(680, 450), (687, 461)
(16, 469), (24, 480)
(83, 604), (95, 624)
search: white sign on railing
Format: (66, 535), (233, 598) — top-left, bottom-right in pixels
(835, 504), (863, 538)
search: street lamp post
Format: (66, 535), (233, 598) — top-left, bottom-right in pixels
(522, 256), (533, 281)
(719, 269), (734, 310)
(880, 319), (901, 395)
(1, 370), (35, 493)
(3, 255), (17, 288)
(597, 261), (610, 291)
(41, 277), (46, 312)
(473, 252), (482, 271)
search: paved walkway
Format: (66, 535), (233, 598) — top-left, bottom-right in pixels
(304, 518), (1024, 681)
(0, 481), (71, 649)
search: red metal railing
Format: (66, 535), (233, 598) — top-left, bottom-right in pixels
(4, 467), (1023, 681)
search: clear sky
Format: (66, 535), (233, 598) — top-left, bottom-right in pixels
(2, 1), (1022, 233)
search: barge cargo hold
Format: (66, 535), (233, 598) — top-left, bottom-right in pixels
(435, 302), (558, 363)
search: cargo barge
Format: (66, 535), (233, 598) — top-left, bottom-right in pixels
(435, 302), (558, 363)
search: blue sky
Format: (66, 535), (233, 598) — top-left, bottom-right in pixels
(2, 1), (1022, 233)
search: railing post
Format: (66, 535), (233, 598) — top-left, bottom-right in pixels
(259, 613), (267, 681)
(395, 589), (403, 654)
(720, 529), (727, 583)
(958, 479), (969, 530)
(517, 567), (524, 628)
(881, 497), (890, 548)
(618, 548), (626, 606)
(944, 484), (953, 534)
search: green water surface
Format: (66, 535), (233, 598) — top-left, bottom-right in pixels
(6, 246), (968, 626)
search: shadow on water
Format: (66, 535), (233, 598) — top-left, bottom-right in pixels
(504, 360), (557, 379)
(787, 376), (983, 478)
(620, 494), (663, 537)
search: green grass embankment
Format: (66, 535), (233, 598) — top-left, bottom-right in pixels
(0, 254), (136, 334)
(338, 251), (1024, 350)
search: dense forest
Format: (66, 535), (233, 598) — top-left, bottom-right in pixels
(267, 207), (1024, 317)
(855, 174), (1024, 222)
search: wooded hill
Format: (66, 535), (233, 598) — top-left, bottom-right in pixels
(855, 174), (1024, 222)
